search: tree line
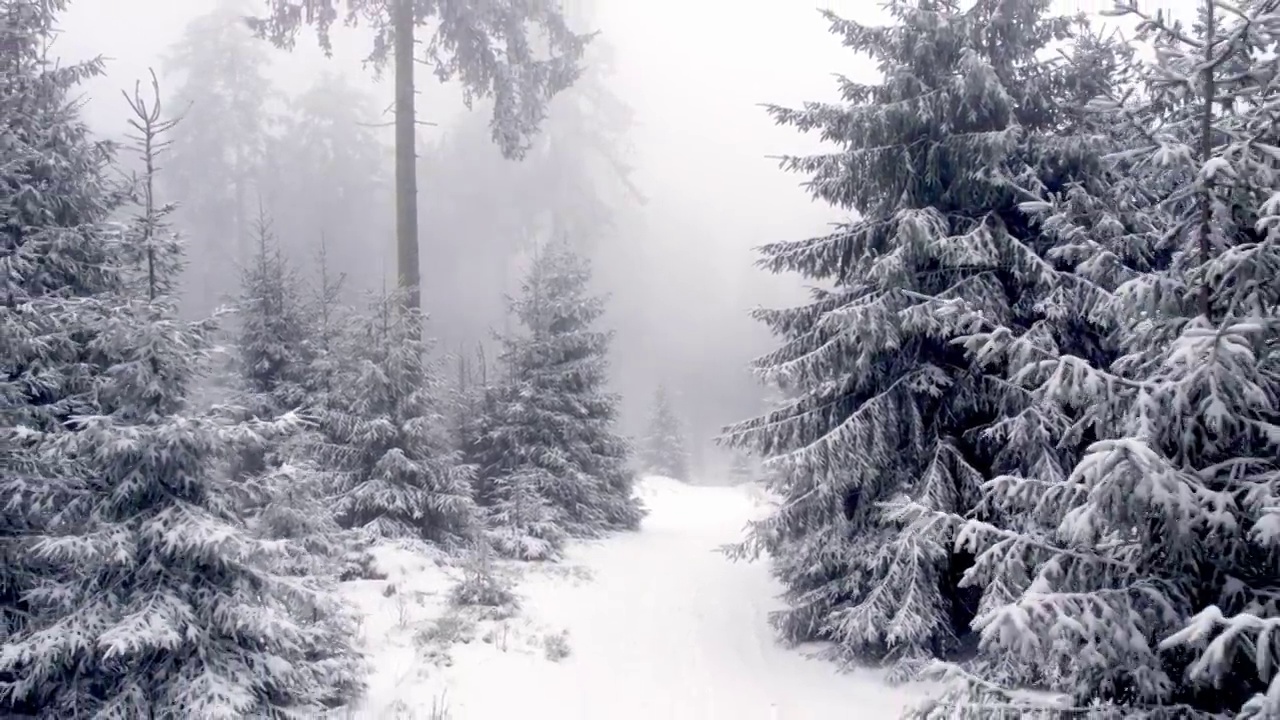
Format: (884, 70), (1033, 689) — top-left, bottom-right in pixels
(723, 0), (1280, 716)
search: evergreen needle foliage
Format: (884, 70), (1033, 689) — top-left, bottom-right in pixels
(466, 240), (643, 557)
(726, 0), (1280, 716)
(908, 1), (1280, 716)
(0, 5), (364, 710)
(229, 205), (314, 483)
(326, 290), (478, 545)
(721, 0), (1123, 671)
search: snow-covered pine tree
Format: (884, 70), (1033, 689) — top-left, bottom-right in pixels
(0, 50), (364, 715)
(909, 2), (1280, 716)
(481, 464), (567, 561)
(0, 1), (124, 708)
(324, 289), (478, 545)
(641, 385), (687, 479)
(234, 206), (312, 413)
(467, 239), (643, 551)
(719, 0), (1122, 669)
(304, 233), (349, 404)
(229, 217), (363, 587)
(256, 233), (378, 583)
(3, 292), (364, 716)
(229, 203), (314, 481)
(0, 0), (120, 304)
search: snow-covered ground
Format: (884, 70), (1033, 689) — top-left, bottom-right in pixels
(342, 476), (921, 719)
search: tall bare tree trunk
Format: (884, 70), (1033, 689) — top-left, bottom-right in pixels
(394, 0), (421, 312)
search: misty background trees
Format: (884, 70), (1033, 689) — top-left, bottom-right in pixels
(57, 0), (824, 482)
(641, 386), (688, 480)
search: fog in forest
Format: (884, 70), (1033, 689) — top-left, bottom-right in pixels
(46, 0), (872, 481)
(52, 0), (1144, 479)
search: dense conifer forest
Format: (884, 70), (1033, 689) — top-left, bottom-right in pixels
(5, 0), (1280, 717)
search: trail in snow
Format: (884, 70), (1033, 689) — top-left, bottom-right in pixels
(434, 477), (920, 719)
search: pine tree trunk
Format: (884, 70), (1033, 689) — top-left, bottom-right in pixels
(393, 0), (421, 312)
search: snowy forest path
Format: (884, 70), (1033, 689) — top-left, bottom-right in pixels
(438, 477), (919, 719)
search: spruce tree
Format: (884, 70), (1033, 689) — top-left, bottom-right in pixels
(641, 385), (688, 479)
(0, 0), (119, 304)
(230, 217), (365, 589)
(0, 46), (364, 714)
(467, 240), (643, 550)
(234, 207), (312, 411)
(482, 464), (567, 561)
(325, 290), (478, 545)
(0, 1), (123, 707)
(913, 2), (1280, 716)
(118, 71), (185, 302)
(230, 204), (313, 480)
(262, 235), (380, 583)
(3, 302), (363, 716)
(720, 0), (1119, 669)
(304, 234), (349, 403)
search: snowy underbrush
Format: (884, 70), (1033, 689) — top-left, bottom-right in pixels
(904, 664), (1071, 719)
(328, 480), (660, 718)
(336, 539), (583, 718)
